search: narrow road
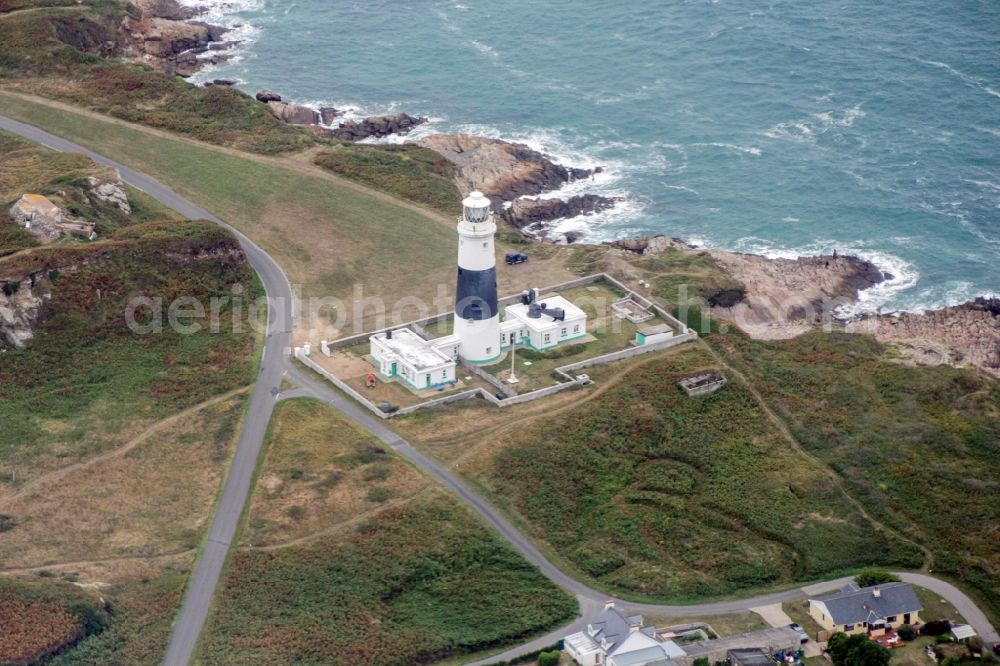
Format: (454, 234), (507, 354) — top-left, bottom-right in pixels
(0, 115), (295, 666)
(2, 114), (994, 666)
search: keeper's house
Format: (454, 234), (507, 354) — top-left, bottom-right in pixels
(369, 328), (457, 391)
(808, 582), (922, 637)
(500, 290), (587, 351)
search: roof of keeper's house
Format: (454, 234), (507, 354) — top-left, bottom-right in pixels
(812, 582), (922, 626)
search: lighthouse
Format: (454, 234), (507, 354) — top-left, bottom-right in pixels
(454, 191), (502, 363)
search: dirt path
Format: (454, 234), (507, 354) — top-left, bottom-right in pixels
(250, 486), (433, 552)
(0, 90), (458, 232)
(0, 384), (252, 505)
(0, 548), (196, 575)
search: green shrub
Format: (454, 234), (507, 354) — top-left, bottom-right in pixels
(853, 568), (900, 588)
(923, 620), (953, 637)
(538, 650), (561, 666)
(898, 624), (917, 641)
(828, 632), (891, 666)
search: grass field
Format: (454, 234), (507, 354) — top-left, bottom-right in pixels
(0, 393), (246, 567)
(451, 345), (922, 601)
(200, 399), (577, 665)
(712, 331), (1000, 624)
(642, 611), (769, 637)
(240, 398), (429, 546)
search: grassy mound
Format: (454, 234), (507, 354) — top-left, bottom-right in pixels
(714, 330), (1000, 623)
(481, 346), (922, 600)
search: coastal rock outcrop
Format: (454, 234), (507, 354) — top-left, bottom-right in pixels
(266, 101), (320, 125)
(705, 250), (888, 339)
(501, 194), (620, 228)
(329, 113), (427, 141)
(120, 16), (212, 76)
(607, 234), (682, 255)
(119, 1), (231, 77)
(418, 134), (595, 203)
(256, 89), (282, 104)
(319, 107), (341, 125)
(846, 297), (1000, 375)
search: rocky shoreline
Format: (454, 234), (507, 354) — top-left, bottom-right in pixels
(107, 1), (1000, 377)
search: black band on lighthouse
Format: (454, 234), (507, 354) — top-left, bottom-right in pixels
(455, 266), (498, 320)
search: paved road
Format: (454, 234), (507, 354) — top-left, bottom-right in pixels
(0, 115), (295, 666)
(3, 115), (995, 665)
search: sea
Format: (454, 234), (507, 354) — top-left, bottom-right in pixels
(182, 0), (1000, 314)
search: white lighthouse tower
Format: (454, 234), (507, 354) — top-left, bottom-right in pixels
(454, 191), (502, 363)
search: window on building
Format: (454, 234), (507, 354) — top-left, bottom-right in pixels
(486, 347), (492, 355)
(442, 369), (447, 378)
(425, 374), (431, 385)
(561, 327), (567, 337)
(543, 333), (550, 344)
(574, 324), (580, 333)
(886, 616), (897, 623)
(844, 624), (854, 632)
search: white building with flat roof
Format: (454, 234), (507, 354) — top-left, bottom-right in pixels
(500, 291), (587, 351)
(369, 328), (457, 391)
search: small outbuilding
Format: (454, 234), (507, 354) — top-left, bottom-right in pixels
(369, 328), (457, 391)
(636, 323), (673, 346)
(10, 194), (62, 242)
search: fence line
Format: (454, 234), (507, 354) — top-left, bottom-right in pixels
(297, 272), (698, 418)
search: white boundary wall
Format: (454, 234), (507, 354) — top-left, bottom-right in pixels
(296, 273), (697, 418)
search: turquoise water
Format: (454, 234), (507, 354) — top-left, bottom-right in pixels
(189, 0), (1000, 313)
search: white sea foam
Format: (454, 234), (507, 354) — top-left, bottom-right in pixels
(539, 196), (648, 242)
(692, 142), (762, 156)
(470, 40), (499, 59)
(663, 184), (701, 196)
(972, 125), (1000, 139)
(762, 104), (865, 144)
(917, 58), (1000, 101)
(781, 216), (800, 223)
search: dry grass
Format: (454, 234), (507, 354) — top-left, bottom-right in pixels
(0, 395), (246, 568)
(241, 398), (430, 547)
(642, 611), (769, 637)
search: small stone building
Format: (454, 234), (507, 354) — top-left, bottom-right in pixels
(9, 194), (97, 242)
(10, 194), (63, 242)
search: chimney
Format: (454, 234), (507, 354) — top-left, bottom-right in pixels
(873, 587), (881, 598)
(386, 329), (392, 339)
(629, 623), (641, 633)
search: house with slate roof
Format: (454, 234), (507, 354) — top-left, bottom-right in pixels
(565, 601), (685, 666)
(808, 582), (922, 637)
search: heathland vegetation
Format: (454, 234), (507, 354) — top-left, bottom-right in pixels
(449, 346), (923, 601)
(200, 399), (577, 665)
(0, 133), (259, 664)
(713, 330), (1000, 622)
